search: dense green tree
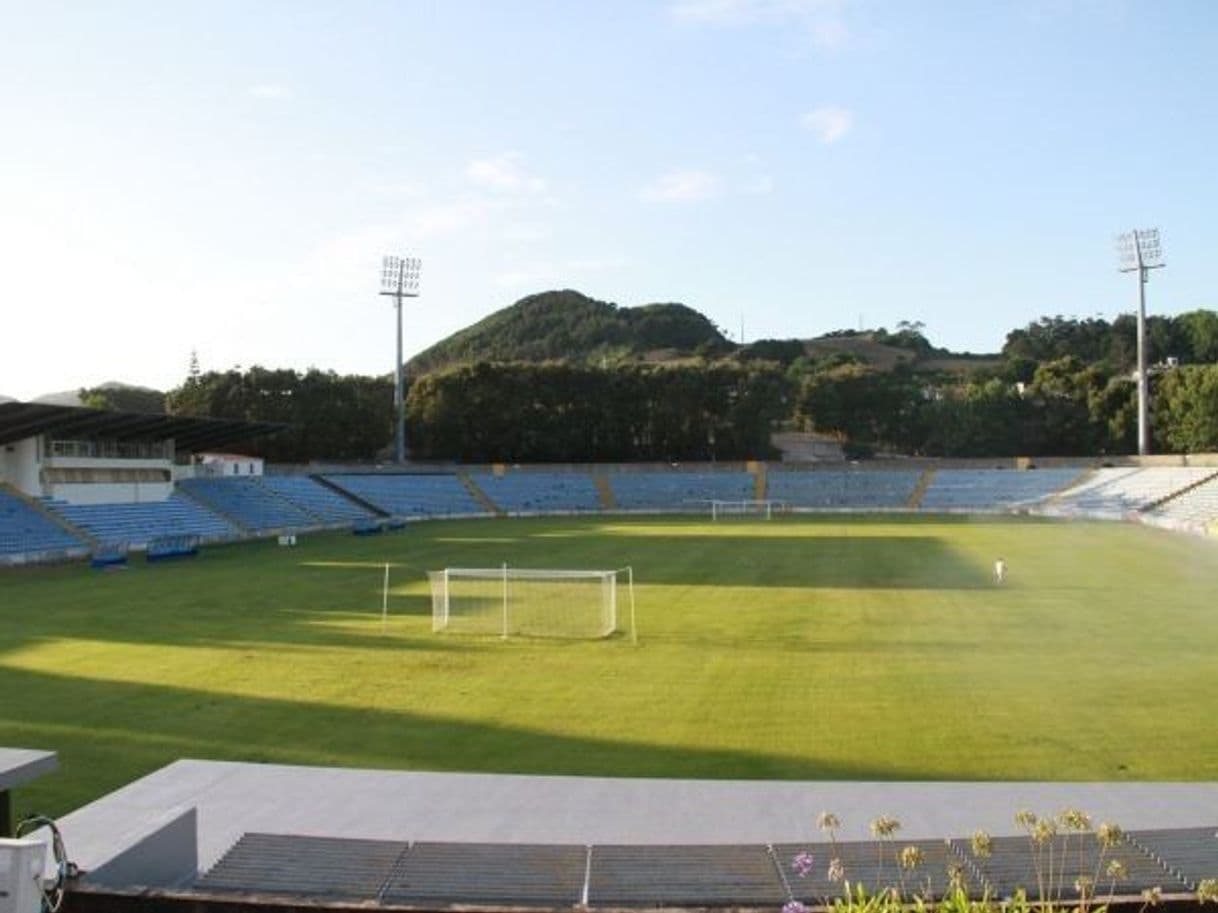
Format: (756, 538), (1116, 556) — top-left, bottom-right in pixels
(1154, 365), (1218, 453)
(79, 384), (166, 413)
(406, 361), (787, 462)
(1177, 310), (1218, 363)
(919, 380), (1029, 457)
(166, 367), (392, 461)
(409, 290), (732, 373)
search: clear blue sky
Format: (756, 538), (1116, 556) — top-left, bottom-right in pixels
(2, 1), (1216, 399)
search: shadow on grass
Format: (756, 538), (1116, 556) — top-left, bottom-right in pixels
(0, 665), (966, 820)
(0, 519), (996, 655)
(565, 535), (990, 590)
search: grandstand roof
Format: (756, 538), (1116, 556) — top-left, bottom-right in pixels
(0, 401), (284, 451)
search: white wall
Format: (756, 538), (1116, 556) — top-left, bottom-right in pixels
(49, 481), (173, 505)
(0, 437), (43, 496)
(199, 454), (264, 476)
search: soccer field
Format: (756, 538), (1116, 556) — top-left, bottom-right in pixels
(3, 514), (1218, 819)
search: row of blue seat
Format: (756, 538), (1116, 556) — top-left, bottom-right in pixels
(0, 490), (83, 556)
(469, 472), (601, 513)
(768, 471), (921, 508)
(920, 468), (1081, 510)
(47, 494), (238, 548)
(8, 468), (1218, 562)
(324, 474), (483, 518)
(178, 478), (316, 531)
(260, 476), (377, 523)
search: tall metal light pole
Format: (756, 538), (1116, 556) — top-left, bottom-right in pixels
(1116, 228), (1164, 456)
(379, 255), (421, 463)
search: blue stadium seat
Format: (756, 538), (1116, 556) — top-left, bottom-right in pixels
(260, 476), (377, 523)
(470, 472), (600, 514)
(921, 469), (1084, 511)
(179, 478), (316, 531)
(1049, 467), (1216, 517)
(324, 474), (486, 518)
(608, 471), (754, 510)
(46, 493), (238, 548)
(768, 470), (920, 509)
(0, 490), (84, 557)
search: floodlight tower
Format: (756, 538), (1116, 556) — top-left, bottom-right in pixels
(1116, 229), (1165, 456)
(379, 255), (421, 463)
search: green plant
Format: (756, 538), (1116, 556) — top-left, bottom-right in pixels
(784, 809), (1218, 913)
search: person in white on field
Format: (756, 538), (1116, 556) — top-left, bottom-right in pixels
(994, 558), (1007, 585)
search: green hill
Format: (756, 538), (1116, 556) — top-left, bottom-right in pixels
(409, 289), (732, 373)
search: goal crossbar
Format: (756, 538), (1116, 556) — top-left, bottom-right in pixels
(430, 565), (633, 640)
(709, 499), (787, 520)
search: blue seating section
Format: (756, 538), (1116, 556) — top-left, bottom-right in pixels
(768, 470), (920, 508)
(1050, 467), (1216, 517)
(47, 494), (236, 547)
(609, 471), (753, 510)
(920, 469), (1081, 510)
(179, 478), (315, 531)
(324, 474), (486, 518)
(0, 490), (83, 556)
(261, 476), (376, 523)
(471, 472), (601, 513)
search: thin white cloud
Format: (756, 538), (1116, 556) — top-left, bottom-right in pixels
(495, 269), (544, 288)
(466, 153), (547, 194)
(669, 0), (848, 49)
(741, 175), (775, 195)
(566, 256), (629, 272)
(800, 106), (853, 144)
(408, 198), (494, 239)
(641, 169), (722, 203)
(369, 181), (424, 197)
(503, 222), (551, 243)
(248, 83), (292, 101)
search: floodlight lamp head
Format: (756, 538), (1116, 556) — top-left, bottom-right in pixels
(1116, 228), (1164, 272)
(379, 254), (422, 295)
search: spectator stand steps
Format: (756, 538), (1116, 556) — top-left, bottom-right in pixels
(1141, 468), (1218, 513)
(0, 485), (88, 562)
(907, 468), (937, 508)
(594, 474), (617, 510)
(311, 474), (390, 518)
(459, 474), (505, 517)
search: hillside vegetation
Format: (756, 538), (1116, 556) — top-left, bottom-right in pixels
(409, 289), (732, 373)
(30, 289), (1218, 461)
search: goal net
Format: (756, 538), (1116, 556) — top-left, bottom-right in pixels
(429, 566), (633, 639)
(710, 499), (786, 520)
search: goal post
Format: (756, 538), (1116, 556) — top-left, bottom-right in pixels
(429, 566), (634, 640)
(709, 499), (786, 520)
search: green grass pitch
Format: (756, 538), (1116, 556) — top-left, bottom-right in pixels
(3, 513), (1218, 819)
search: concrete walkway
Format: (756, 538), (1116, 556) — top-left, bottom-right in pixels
(56, 760), (1218, 875)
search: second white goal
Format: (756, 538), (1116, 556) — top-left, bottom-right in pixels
(429, 566), (634, 640)
(709, 499), (786, 520)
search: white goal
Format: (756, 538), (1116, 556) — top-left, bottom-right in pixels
(429, 566), (635, 640)
(709, 499), (786, 520)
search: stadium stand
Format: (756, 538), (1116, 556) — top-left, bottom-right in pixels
(1145, 473), (1218, 529)
(0, 488), (84, 557)
(324, 474), (487, 518)
(46, 494), (238, 548)
(608, 471), (754, 511)
(470, 472), (601, 514)
(1046, 467), (1217, 517)
(768, 470), (921, 509)
(179, 478), (315, 531)
(260, 476), (377, 523)
(919, 468), (1082, 511)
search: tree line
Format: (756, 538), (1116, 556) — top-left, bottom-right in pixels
(84, 308), (1218, 462)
